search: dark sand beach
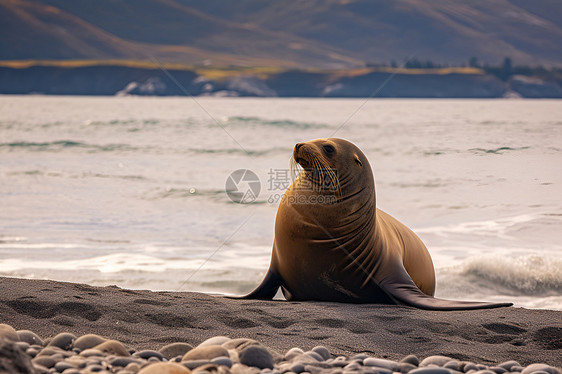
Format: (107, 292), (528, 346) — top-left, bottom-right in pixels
(1, 277), (560, 368)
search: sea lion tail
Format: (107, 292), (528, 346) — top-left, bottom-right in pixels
(226, 269), (282, 300)
(382, 279), (513, 311)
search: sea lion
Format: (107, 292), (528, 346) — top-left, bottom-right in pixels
(237, 138), (512, 310)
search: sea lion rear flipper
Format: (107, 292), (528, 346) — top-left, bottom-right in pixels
(381, 277), (513, 311)
(228, 269), (282, 300)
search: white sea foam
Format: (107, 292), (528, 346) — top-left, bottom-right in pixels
(436, 254), (561, 304)
(416, 214), (537, 239)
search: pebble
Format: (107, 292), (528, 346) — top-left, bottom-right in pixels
(199, 336), (232, 347)
(363, 358), (398, 371)
(93, 340), (130, 356)
(14, 341), (30, 351)
(311, 346), (331, 361)
(182, 345), (229, 361)
(47, 332), (76, 350)
(17, 329), (45, 346)
(183, 359), (212, 369)
(160, 342), (195, 359)
(74, 334), (107, 351)
(239, 345), (274, 370)
(134, 349), (165, 360)
(0, 324), (20, 342)
(291, 363), (306, 373)
(410, 368), (452, 374)
(304, 351), (324, 362)
(399, 362), (419, 373)
(55, 361), (76, 372)
(212, 356), (234, 368)
(139, 362), (191, 373)
(80, 348), (105, 357)
(0, 325), (558, 374)
(444, 360), (461, 371)
(110, 356), (145, 367)
(420, 356), (455, 367)
(285, 348), (305, 361)
(224, 338), (260, 351)
(32, 356), (57, 368)
(490, 366), (508, 374)
(521, 364), (560, 374)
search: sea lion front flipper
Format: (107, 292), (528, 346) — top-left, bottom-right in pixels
(381, 275), (513, 311)
(229, 269), (282, 300)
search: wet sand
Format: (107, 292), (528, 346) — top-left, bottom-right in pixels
(0, 277), (560, 367)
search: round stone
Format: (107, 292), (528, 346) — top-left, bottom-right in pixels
(160, 343), (194, 360)
(211, 357), (233, 368)
(239, 345), (274, 370)
(182, 345), (229, 361)
(37, 346), (70, 357)
(93, 340), (130, 357)
(521, 364), (560, 374)
(54, 361), (75, 372)
(32, 356), (56, 368)
(0, 324), (19, 342)
(490, 367), (508, 374)
(125, 362), (142, 372)
(17, 330), (44, 346)
(401, 355), (420, 367)
(284, 347), (305, 361)
(420, 356), (454, 367)
(74, 334), (107, 351)
(363, 358), (398, 371)
(79, 348), (105, 357)
(61, 369), (81, 374)
(134, 350), (164, 361)
(223, 338), (259, 351)
(398, 362), (418, 373)
(182, 359), (212, 369)
(25, 347), (39, 358)
(14, 341), (30, 351)
(410, 368), (452, 374)
(304, 351), (324, 361)
(498, 362), (521, 371)
(444, 361), (461, 371)
(291, 363), (306, 373)
(345, 362), (361, 370)
(464, 363), (479, 372)
(109, 356), (144, 367)
(85, 364), (105, 372)
(198, 336), (231, 347)
(47, 333), (76, 350)
(331, 357), (350, 367)
(311, 346), (330, 361)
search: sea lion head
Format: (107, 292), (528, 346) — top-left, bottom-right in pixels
(291, 138), (374, 202)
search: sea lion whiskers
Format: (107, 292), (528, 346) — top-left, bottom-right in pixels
(312, 155), (341, 196)
(290, 156), (302, 182)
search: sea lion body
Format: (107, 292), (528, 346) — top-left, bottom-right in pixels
(239, 138), (511, 310)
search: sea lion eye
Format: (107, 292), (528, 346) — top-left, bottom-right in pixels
(354, 155), (363, 167)
(323, 145), (335, 155)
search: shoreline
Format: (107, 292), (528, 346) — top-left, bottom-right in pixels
(0, 277), (560, 368)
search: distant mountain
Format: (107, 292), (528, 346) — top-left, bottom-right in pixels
(1, 0), (561, 68)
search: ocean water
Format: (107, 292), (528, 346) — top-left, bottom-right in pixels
(1, 96), (561, 310)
